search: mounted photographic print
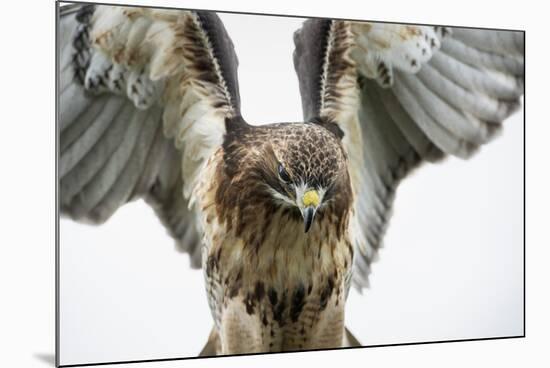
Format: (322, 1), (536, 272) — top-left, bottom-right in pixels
(57, 1), (525, 366)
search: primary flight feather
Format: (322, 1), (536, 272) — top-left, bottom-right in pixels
(58, 4), (524, 355)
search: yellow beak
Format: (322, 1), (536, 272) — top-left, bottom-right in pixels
(301, 190), (320, 233)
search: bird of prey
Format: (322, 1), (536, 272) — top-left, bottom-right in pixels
(58, 3), (524, 356)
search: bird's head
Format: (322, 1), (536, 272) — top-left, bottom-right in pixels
(220, 120), (352, 236)
(259, 123), (350, 233)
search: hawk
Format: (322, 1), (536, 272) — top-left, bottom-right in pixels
(58, 4), (524, 355)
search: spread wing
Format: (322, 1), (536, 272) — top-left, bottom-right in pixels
(293, 20), (524, 288)
(58, 4), (241, 267)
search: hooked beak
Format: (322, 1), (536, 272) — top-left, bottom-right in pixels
(302, 206), (317, 233)
(301, 189), (320, 233)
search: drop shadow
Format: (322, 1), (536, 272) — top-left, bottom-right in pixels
(34, 353), (56, 366)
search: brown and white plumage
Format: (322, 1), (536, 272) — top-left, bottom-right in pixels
(196, 122), (354, 353)
(59, 3), (524, 356)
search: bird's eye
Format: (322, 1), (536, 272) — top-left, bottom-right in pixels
(278, 164), (291, 183)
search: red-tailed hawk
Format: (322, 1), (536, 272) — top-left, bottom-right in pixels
(58, 4), (524, 355)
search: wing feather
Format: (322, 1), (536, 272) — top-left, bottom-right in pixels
(72, 107), (150, 217)
(59, 84), (95, 131)
(431, 51), (522, 100)
(60, 95), (107, 152)
(441, 37), (523, 75)
(373, 86), (444, 163)
(60, 97), (127, 178)
(61, 101), (134, 207)
(418, 63), (511, 122)
(392, 72), (475, 157)
(451, 28), (524, 55)
(89, 109), (160, 222)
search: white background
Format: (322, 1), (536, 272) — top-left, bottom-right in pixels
(1, 1), (548, 368)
